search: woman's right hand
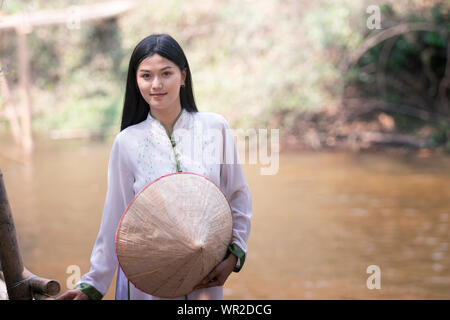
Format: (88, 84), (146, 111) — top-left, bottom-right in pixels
(56, 289), (90, 300)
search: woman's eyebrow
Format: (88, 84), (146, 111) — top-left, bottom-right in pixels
(139, 66), (172, 72)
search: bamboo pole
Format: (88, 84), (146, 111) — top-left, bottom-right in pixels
(0, 270), (60, 299)
(23, 267), (60, 296)
(0, 169), (31, 299)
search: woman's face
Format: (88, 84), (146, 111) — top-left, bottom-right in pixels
(136, 53), (186, 113)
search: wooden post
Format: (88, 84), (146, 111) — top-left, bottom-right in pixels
(0, 31), (22, 143)
(16, 24), (33, 154)
(0, 56), (22, 143)
(0, 169), (31, 299)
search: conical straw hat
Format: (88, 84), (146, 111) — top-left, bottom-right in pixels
(115, 172), (233, 298)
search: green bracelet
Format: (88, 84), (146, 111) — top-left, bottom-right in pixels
(228, 243), (246, 273)
(75, 283), (103, 300)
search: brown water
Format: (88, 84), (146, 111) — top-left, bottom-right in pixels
(0, 135), (449, 299)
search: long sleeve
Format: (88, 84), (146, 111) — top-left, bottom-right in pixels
(77, 133), (135, 297)
(219, 118), (252, 272)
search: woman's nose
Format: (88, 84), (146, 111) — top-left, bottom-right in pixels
(152, 76), (163, 89)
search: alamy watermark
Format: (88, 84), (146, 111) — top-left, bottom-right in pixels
(366, 5), (382, 30)
(366, 265), (381, 289)
(66, 264), (81, 289)
(168, 124), (280, 176)
(66, 5), (81, 30)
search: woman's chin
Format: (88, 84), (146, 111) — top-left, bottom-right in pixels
(149, 104), (166, 111)
(150, 102), (178, 112)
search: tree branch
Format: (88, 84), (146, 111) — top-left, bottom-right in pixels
(341, 22), (444, 72)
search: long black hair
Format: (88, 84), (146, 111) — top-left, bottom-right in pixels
(120, 34), (198, 131)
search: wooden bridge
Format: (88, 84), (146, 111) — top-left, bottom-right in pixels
(0, 1), (135, 154)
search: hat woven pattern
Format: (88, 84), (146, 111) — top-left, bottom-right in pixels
(116, 172), (232, 298)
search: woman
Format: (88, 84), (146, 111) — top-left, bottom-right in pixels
(57, 34), (252, 300)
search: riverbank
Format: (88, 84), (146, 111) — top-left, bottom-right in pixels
(276, 106), (450, 159)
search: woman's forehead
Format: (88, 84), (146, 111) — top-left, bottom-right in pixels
(138, 54), (177, 71)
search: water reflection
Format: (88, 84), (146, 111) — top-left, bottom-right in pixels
(0, 136), (449, 299)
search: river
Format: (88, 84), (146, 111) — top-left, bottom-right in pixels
(0, 135), (449, 299)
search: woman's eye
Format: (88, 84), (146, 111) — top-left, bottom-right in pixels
(163, 72), (170, 76)
(143, 74), (150, 78)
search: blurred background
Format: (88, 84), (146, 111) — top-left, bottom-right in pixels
(0, 0), (449, 299)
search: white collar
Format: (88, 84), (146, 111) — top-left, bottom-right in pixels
(146, 108), (189, 135)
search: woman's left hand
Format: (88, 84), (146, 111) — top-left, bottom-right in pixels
(193, 253), (238, 290)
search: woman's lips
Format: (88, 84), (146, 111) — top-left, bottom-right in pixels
(151, 93), (167, 99)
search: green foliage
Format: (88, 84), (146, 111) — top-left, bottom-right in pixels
(32, 64), (123, 132)
(429, 122), (450, 152)
(423, 31), (446, 48)
(33, 85), (122, 132)
(380, 3), (395, 18)
(0, 0), (448, 141)
(343, 0), (450, 148)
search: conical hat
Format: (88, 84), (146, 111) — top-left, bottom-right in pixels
(115, 172), (233, 298)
